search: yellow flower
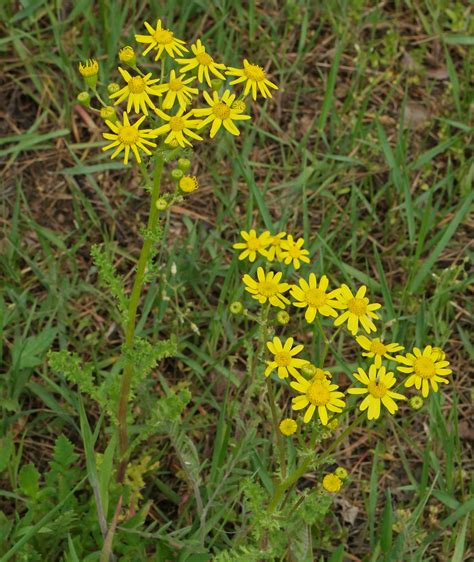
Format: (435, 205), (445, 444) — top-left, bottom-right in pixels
(176, 39), (226, 87)
(279, 235), (310, 270)
(242, 267), (290, 309)
(78, 59), (99, 87)
(193, 90), (251, 138)
(179, 175), (198, 193)
(109, 68), (163, 115)
(102, 112), (158, 165)
(291, 274), (344, 323)
(334, 285), (381, 335)
(348, 365), (406, 420)
(356, 336), (404, 368)
(153, 107), (203, 148)
(322, 474), (342, 493)
(265, 337), (308, 379)
(159, 70), (198, 110)
(135, 19), (188, 60)
(279, 418), (298, 436)
(263, 231), (286, 262)
(334, 467), (348, 480)
(226, 59), (278, 100)
(431, 347), (446, 362)
(290, 375), (345, 425)
(396, 346), (452, 398)
(233, 229), (271, 262)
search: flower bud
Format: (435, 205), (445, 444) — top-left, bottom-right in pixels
(229, 301), (244, 315)
(301, 364), (317, 378)
(335, 467), (348, 480)
(409, 396), (424, 410)
(210, 78), (223, 91)
(179, 175), (199, 193)
(171, 169), (184, 181)
(78, 59), (99, 88)
(76, 91), (90, 107)
(177, 158), (191, 172)
(232, 99), (247, 113)
(166, 138), (179, 149)
(328, 418), (339, 430)
(156, 198), (168, 211)
(276, 310), (290, 325)
(100, 106), (117, 123)
(431, 347), (445, 362)
(119, 46), (136, 66)
(107, 82), (121, 95)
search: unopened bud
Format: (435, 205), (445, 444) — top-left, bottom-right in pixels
(232, 99), (247, 113)
(107, 82), (120, 95)
(100, 106), (117, 123)
(335, 467), (348, 480)
(276, 310), (290, 325)
(328, 418), (339, 430)
(171, 169), (184, 181)
(210, 78), (223, 91)
(229, 301), (244, 315)
(156, 198), (168, 211)
(409, 396), (424, 411)
(177, 158), (191, 172)
(77, 91), (90, 107)
(301, 364), (317, 378)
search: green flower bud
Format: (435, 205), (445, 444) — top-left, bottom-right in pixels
(171, 169), (184, 181)
(177, 158), (191, 172)
(229, 301), (244, 315)
(409, 396), (424, 411)
(77, 91), (90, 107)
(276, 310), (290, 325)
(100, 105), (117, 123)
(211, 78), (223, 91)
(107, 82), (121, 95)
(328, 418), (339, 430)
(335, 467), (348, 480)
(78, 59), (99, 88)
(119, 46), (136, 66)
(156, 198), (168, 211)
(301, 364), (317, 378)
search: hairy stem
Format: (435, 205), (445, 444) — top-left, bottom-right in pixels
(116, 152), (164, 483)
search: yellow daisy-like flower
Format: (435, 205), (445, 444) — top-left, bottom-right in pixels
(135, 19), (188, 61)
(290, 375), (345, 425)
(226, 59), (278, 100)
(265, 337), (308, 379)
(233, 229), (271, 262)
(158, 70), (198, 110)
(102, 112), (158, 165)
(242, 267), (290, 309)
(193, 90), (251, 138)
(78, 59), (99, 87)
(334, 285), (381, 335)
(396, 346), (452, 398)
(279, 418), (297, 436)
(179, 175), (198, 193)
(263, 231), (286, 262)
(356, 336), (404, 368)
(322, 474), (342, 493)
(109, 68), (163, 115)
(348, 365), (406, 420)
(279, 235), (310, 270)
(153, 107), (203, 148)
(176, 39), (226, 87)
(291, 274), (344, 323)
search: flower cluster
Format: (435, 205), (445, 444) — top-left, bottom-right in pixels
(232, 228), (454, 427)
(78, 19), (279, 166)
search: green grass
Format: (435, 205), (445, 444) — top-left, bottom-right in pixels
(1, 0), (473, 560)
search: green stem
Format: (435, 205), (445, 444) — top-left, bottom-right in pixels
(267, 411), (364, 513)
(116, 152), (164, 483)
(266, 377), (286, 479)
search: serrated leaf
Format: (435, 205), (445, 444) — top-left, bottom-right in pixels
(18, 463), (40, 498)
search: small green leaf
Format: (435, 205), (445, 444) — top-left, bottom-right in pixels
(0, 434), (14, 472)
(18, 463), (40, 498)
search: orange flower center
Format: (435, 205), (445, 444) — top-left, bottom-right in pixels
(168, 78), (184, 91)
(414, 357), (436, 379)
(304, 288), (327, 307)
(196, 51), (213, 66)
(371, 340), (387, 355)
(212, 102), (231, 120)
(257, 281), (278, 297)
(118, 125), (139, 145)
(169, 116), (185, 131)
(367, 381), (387, 398)
(154, 29), (173, 44)
(347, 297), (367, 316)
(128, 76), (146, 94)
(306, 382), (331, 406)
(275, 351), (291, 367)
(244, 64), (266, 81)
